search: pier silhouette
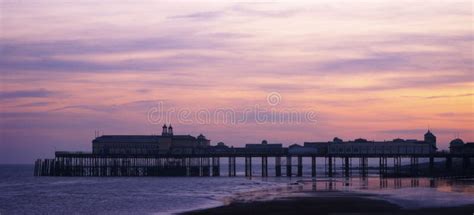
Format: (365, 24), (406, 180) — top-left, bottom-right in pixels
(34, 128), (473, 177)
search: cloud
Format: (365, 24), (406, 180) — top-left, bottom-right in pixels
(437, 112), (474, 119)
(0, 51), (230, 73)
(310, 73), (472, 93)
(317, 50), (472, 74)
(231, 4), (302, 17)
(0, 34), (231, 58)
(384, 74), (473, 89)
(402, 93), (474, 100)
(378, 128), (473, 136)
(0, 111), (48, 119)
(168, 3), (301, 21)
(169, 11), (224, 20)
(47, 99), (166, 113)
(15, 101), (53, 107)
(26, 39), (180, 54)
(207, 32), (253, 39)
(290, 33), (473, 84)
(318, 54), (407, 73)
(48, 105), (116, 113)
(0, 32), (246, 74)
(135, 89), (150, 93)
(380, 33), (473, 48)
(0, 89), (55, 100)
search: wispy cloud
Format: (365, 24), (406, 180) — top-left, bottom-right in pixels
(0, 89), (55, 100)
(169, 11), (224, 20)
(168, 3), (302, 21)
(378, 128), (473, 136)
(14, 101), (53, 107)
(317, 50), (472, 74)
(47, 100), (166, 113)
(402, 93), (474, 100)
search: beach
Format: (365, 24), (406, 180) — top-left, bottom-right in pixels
(183, 178), (474, 215)
(183, 193), (474, 215)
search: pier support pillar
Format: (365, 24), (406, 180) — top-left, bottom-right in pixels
(249, 157), (252, 177)
(185, 158), (191, 177)
(379, 157), (387, 177)
(429, 156), (434, 174)
(245, 157), (252, 177)
(394, 157), (401, 176)
(245, 157), (249, 177)
(344, 157), (350, 177)
(212, 157), (220, 176)
(360, 157), (367, 177)
(261, 156), (268, 177)
(410, 157), (419, 176)
(245, 157), (248, 177)
(232, 157), (236, 176)
(297, 156), (303, 177)
(286, 156), (292, 177)
(228, 157), (236, 177)
(228, 157), (232, 177)
(275, 157), (281, 177)
(199, 157), (203, 177)
(327, 156), (333, 177)
(206, 157), (211, 176)
(311, 156), (316, 177)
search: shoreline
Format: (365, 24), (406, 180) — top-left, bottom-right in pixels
(180, 177), (474, 215)
(181, 194), (474, 215)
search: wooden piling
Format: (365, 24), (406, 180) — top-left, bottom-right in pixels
(286, 156), (292, 177)
(275, 156), (281, 177)
(297, 156), (303, 177)
(261, 156), (268, 177)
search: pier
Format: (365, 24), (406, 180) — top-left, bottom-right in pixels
(34, 151), (473, 177)
(34, 128), (474, 177)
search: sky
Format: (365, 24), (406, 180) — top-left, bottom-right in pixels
(0, 0), (473, 163)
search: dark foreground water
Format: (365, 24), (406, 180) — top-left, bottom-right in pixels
(0, 165), (473, 214)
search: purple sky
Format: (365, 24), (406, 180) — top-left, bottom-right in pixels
(0, 0), (473, 163)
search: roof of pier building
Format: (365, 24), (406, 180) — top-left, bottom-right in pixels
(245, 140), (283, 149)
(92, 125), (210, 149)
(93, 135), (198, 144)
(450, 138), (465, 146)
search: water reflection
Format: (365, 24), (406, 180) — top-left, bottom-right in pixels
(290, 177), (474, 194)
(223, 176), (474, 209)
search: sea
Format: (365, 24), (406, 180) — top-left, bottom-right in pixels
(1, 163), (473, 214)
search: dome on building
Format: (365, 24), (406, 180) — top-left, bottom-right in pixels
(354, 138), (368, 143)
(393, 138), (404, 143)
(450, 138), (464, 146)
